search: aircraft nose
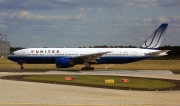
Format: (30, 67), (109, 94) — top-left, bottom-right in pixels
(7, 55), (14, 61)
(7, 55), (11, 60)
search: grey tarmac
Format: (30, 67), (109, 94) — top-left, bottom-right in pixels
(0, 70), (180, 106)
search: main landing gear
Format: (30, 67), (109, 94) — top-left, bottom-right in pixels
(82, 62), (94, 70)
(18, 63), (24, 69)
(82, 67), (94, 70)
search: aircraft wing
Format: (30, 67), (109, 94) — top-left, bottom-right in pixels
(144, 50), (170, 56)
(73, 51), (111, 62)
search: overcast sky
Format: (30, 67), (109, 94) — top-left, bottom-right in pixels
(0, 0), (180, 47)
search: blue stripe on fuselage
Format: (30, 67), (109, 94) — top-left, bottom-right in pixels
(8, 55), (152, 64)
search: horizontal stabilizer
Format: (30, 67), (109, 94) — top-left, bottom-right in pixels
(144, 50), (170, 56)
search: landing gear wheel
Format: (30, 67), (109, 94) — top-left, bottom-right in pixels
(19, 63), (24, 70)
(21, 66), (24, 69)
(82, 61), (94, 70)
(82, 67), (94, 71)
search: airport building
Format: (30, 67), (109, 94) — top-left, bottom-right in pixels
(0, 41), (10, 56)
(0, 34), (10, 56)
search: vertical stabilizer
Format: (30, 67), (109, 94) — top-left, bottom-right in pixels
(140, 23), (168, 49)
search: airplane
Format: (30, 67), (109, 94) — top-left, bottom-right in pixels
(8, 23), (169, 70)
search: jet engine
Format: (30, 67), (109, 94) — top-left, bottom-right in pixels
(55, 58), (74, 68)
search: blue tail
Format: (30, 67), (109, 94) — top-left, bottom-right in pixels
(140, 23), (168, 49)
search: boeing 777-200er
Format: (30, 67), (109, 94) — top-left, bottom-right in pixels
(8, 23), (169, 70)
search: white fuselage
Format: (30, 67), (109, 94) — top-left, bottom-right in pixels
(8, 48), (161, 65)
(11, 48), (155, 57)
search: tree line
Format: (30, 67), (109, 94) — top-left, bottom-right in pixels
(10, 46), (180, 60)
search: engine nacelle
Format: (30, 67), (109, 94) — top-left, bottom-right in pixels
(56, 58), (74, 68)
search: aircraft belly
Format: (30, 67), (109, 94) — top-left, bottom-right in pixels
(9, 56), (57, 64)
(100, 56), (148, 64)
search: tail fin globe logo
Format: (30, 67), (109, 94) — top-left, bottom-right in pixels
(140, 23), (168, 49)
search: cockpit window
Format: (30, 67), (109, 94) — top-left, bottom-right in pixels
(11, 53), (15, 55)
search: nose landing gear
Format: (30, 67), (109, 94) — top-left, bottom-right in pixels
(18, 63), (24, 69)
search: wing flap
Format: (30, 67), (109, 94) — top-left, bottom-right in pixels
(73, 51), (111, 62)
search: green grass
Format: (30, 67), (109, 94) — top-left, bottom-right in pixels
(24, 75), (175, 90)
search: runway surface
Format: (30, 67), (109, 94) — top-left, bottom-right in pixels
(0, 70), (180, 106)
